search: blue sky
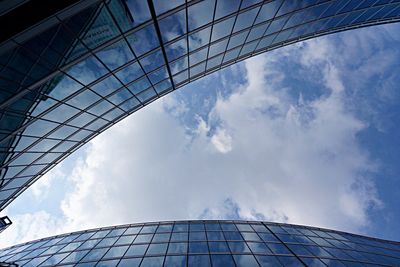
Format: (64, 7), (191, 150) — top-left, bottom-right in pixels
(1, 23), (400, 248)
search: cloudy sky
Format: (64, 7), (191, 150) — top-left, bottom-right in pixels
(1, 23), (400, 248)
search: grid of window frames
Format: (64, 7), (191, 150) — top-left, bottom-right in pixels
(1, 220), (400, 266)
(1, 0), (400, 210)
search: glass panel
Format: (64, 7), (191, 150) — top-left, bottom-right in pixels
(66, 90), (101, 110)
(189, 231), (207, 241)
(188, 255), (211, 267)
(189, 47), (208, 66)
(124, 0), (152, 28)
(118, 258), (141, 267)
(227, 30), (249, 49)
(165, 39), (187, 62)
(189, 242), (208, 253)
(127, 77), (151, 94)
(247, 242), (272, 254)
(75, 6), (119, 50)
(228, 242), (250, 253)
(206, 231), (225, 241)
(139, 50), (165, 72)
(119, 97), (141, 112)
(208, 242), (230, 253)
(125, 244), (148, 257)
(211, 17), (235, 42)
(189, 27), (211, 52)
(255, 0), (283, 23)
(264, 15), (289, 36)
(233, 254), (260, 267)
(82, 248), (108, 261)
(153, 0), (184, 15)
(159, 10), (186, 43)
(208, 39), (228, 57)
(103, 245), (129, 259)
(256, 255), (282, 267)
(188, 0), (215, 31)
(215, 0), (241, 19)
(189, 62), (205, 78)
(170, 56), (188, 74)
(170, 232), (188, 242)
(154, 79), (172, 94)
(127, 24), (159, 56)
(164, 256), (186, 267)
(233, 7), (259, 32)
(136, 88), (157, 102)
(222, 47), (240, 63)
(91, 75), (122, 97)
(45, 75), (83, 101)
(96, 39), (134, 70)
(167, 243), (188, 254)
(152, 233), (171, 242)
(115, 62), (144, 84)
(133, 234), (153, 244)
(211, 254), (235, 267)
(66, 56), (107, 85)
(146, 243), (168, 255)
(140, 256), (164, 267)
(148, 67), (168, 84)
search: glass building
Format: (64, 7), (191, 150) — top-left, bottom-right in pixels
(1, 0), (400, 212)
(1, 220), (400, 266)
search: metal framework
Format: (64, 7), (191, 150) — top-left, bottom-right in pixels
(1, 220), (400, 266)
(0, 0), (400, 211)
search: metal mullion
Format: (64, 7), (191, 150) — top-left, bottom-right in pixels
(251, 0), (285, 56)
(0, 56), (50, 92)
(2, 114), (94, 167)
(0, 98), (97, 148)
(103, 2), (161, 99)
(200, 0), (217, 79)
(153, 0), (203, 21)
(238, 0), (288, 58)
(5, 47), (53, 96)
(54, 14), (142, 112)
(262, 222), (307, 266)
(219, 0), (245, 64)
(1, 110), (94, 164)
(266, 9), (299, 49)
(330, 8), (362, 29)
(219, 225), (238, 266)
(185, 0), (190, 84)
(0, 16), (154, 111)
(0, 75), (110, 147)
(147, 0), (176, 93)
(315, 4), (385, 35)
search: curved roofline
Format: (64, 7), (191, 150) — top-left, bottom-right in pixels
(2, 219), (399, 251)
(1, 0), (400, 212)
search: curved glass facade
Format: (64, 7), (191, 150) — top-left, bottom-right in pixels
(1, 220), (400, 266)
(1, 0), (400, 210)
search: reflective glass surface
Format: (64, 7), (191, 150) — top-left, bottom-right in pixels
(1, 220), (400, 266)
(1, 0), (400, 210)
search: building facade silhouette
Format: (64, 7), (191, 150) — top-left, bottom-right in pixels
(1, 220), (400, 266)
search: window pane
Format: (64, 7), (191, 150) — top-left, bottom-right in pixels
(160, 10), (186, 43)
(127, 25), (159, 56)
(96, 40), (134, 70)
(188, 0), (215, 31)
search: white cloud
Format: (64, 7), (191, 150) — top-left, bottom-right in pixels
(31, 165), (65, 201)
(56, 37), (381, 237)
(0, 211), (64, 248)
(211, 128), (232, 153)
